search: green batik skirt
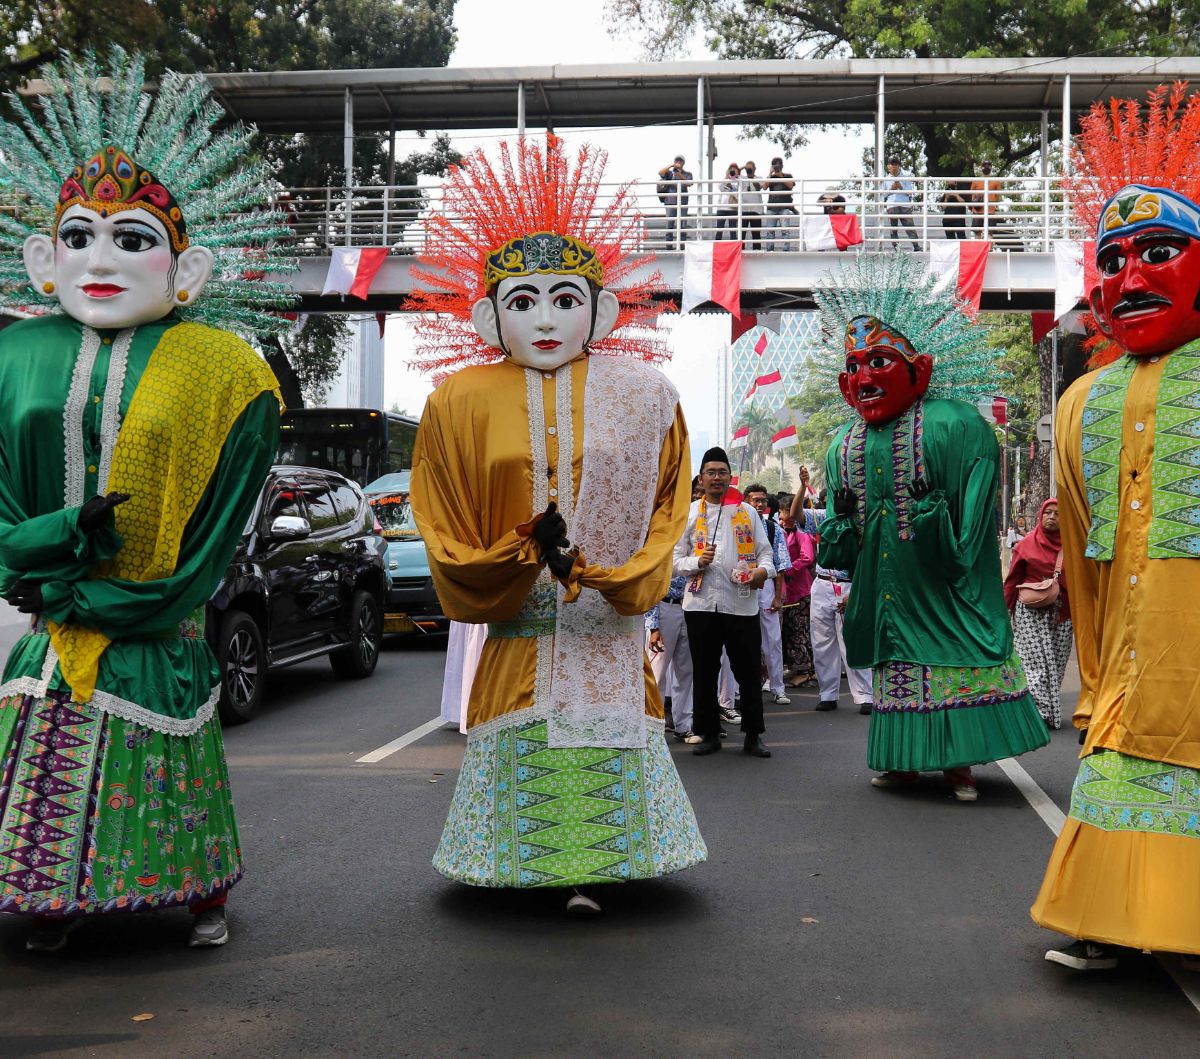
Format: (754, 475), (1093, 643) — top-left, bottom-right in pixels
(0, 690), (242, 917)
(867, 652), (1049, 772)
(434, 716), (707, 887)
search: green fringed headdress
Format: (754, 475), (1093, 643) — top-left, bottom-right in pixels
(810, 252), (1008, 413)
(0, 47), (295, 334)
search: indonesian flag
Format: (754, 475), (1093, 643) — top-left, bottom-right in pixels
(771, 424), (799, 452)
(977, 396), (1009, 426)
(755, 369), (784, 401)
(742, 381), (758, 405)
(682, 241), (742, 315)
(927, 240), (990, 315)
(723, 485), (744, 505)
(728, 425), (750, 450)
(754, 332), (768, 356)
(322, 247), (389, 299)
(1053, 240), (1098, 322)
(801, 214), (863, 251)
(1031, 312), (1056, 344)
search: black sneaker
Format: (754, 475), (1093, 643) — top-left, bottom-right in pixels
(814, 700), (838, 712)
(719, 704), (742, 725)
(858, 702), (872, 715)
(1044, 940), (1119, 971)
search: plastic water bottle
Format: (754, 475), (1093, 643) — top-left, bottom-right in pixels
(735, 558), (751, 598)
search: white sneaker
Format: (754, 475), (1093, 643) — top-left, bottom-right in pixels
(760, 680), (770, 691)
(683, 733), (704, 745)
(771, 692), (791, 705)
(189, 907), (229, 948)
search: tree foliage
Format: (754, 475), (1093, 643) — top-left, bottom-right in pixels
(609, 0), (1200, 174)
(1, 0), (460, 405)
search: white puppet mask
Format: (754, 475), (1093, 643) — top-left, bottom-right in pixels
(471, 272), (620, 371)
(23, 204), (213, 330)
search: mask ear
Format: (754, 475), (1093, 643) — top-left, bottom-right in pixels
(589, 289), (620, 345)
(173, 245), (214, 303)
(837, 371), (854, 408)
(22, 234), (55, 293)
(1088, 285), (1113, 336)
(913, 353), (933, 395)
(471, 295), (501, 349)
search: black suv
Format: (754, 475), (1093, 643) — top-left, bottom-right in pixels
(208, 465), (388, 724)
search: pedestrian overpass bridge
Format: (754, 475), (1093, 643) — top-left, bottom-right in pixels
(282, 174), (1077, 314)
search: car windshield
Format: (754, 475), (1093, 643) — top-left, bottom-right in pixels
(364, 471), (411, 494)
(369, 493), (420, 539)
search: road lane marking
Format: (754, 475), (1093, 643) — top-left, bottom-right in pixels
(356, 716), (445, 763)
(997, 754), (1200, 1014)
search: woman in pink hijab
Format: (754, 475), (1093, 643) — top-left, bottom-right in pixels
(1003, 499), (1072, 729)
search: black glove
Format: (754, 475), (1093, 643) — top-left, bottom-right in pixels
(832, 488), (856, 518)
(7, 579), (44, 615)
(1078, 727), (1088, 746)
(906, 478), (934, 501)
(546, 548), (577, 581)
(533, 500), (569, 554)
(79, 491), (131, 535)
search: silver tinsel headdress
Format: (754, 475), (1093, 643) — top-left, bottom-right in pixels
(810, 252), (1007, 414)
(0, 47), (295, 334)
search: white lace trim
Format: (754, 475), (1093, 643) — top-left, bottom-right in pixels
(63, 327), (102, 507)
(525, 367), (549, 513)
(467, 702), (665, 744)
(38, 643), (59, 695)
(96, 328), (134, 491)
(0, 675), (219, 737)
(547, 357), (679, 749)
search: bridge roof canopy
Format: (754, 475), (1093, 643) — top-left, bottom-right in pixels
(173, 57), (1200, 133)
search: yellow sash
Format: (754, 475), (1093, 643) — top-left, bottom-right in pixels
(50, 323), (282, 702)
(688, 499), (756, 593)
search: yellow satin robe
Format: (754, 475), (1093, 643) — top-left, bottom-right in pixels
(1032, 354), (1200, 951)
(410, 354), (691, 732)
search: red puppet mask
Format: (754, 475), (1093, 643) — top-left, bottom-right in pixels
(1091, 185), (1200, 357)
(838, 315), (933, 424)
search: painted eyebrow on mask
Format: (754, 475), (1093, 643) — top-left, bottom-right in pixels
(501, 284), (539, 302)
(548, 280), (586, 295)
(1132, 229), (1190, 247)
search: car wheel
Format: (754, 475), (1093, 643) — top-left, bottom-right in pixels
(330, 589), (382, 679)
(217, 610), (266, 725)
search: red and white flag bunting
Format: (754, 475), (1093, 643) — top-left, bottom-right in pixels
(754, 332), (768, 356)
(771, 424), (799, 451)
(1053, 240), (1098, 322)
(682, 241), (742, 315)
(801, 214), (863, 252)
(728, 425), (750, 450)
(977, 396), (1009, 426)
(323, 247), (389, 299)
(927, 240), (990, 315)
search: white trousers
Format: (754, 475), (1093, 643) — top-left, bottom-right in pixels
(758, 577), (785, 695)
(649, 601), (694, 733)
(809, 577), (872, 704)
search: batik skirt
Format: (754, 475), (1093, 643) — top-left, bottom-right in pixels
(781, 600), (814, 676)
(433, 714), (707, 887)
(1011, 603), (1073, 730)
(0, 690), (242, 917)
(1032, 750), (1200, 954)
(867, 651), (1049, 772)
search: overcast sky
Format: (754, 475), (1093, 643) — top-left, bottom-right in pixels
(381, 0), (871, 460)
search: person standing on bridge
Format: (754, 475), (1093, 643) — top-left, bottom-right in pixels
(0, 49), (290, 951)
(409, 136), (706, 914)
(1031, 84), (1200, 972)
(813, 253), (1047, 802)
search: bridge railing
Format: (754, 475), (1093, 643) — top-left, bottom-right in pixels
(0, 176), (1085, 256)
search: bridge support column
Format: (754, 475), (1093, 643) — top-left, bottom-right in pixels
(344, 86), (354, 188)
(517, 81), (526, 138)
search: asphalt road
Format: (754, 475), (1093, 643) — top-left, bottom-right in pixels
(0, 602), (1197, 1058)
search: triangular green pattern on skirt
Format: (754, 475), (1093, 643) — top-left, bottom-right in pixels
(1081, 356), (1136, 560)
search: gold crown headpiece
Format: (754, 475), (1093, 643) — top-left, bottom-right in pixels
(54, 144), (188, 252)
(483, 231), (603, 290)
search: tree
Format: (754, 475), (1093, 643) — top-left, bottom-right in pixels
(1, 1), (461, 404)
(732, 403), (787, 473)
(609, 0), (1200, 175)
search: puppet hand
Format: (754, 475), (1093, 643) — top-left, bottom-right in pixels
(532, 502), (569, 559)
(906, 478), (933, 501)
(7, 579), (44, 614)
(80, 492), (131, 535)
(546, 546), (577, 581)
(832, 488), (856, 518)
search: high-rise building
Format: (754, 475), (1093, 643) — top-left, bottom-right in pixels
(322, 314), (386, 409)
(722, 311), (824, 441)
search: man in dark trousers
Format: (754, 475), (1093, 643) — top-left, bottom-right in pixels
(674, 447), (775, 757)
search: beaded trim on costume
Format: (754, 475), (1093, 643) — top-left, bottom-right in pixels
(63, 327), (102, 507)
(96, 328), (134, 492)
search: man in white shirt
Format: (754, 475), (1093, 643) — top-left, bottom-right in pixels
(884, 157), (920, 251)
(674, 447), (776, 757)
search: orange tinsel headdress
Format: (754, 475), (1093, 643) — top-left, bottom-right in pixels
(409, 136), (669, 378)
(1066, 81), (1200, 241)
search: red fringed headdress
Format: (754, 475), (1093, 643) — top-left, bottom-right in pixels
(1066, 81), (1200, 238)
(409, 136), (670, 378)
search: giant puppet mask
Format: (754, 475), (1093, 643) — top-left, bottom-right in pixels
(470, 232), (620, 370)
(838, 314), (934, 425)
(1087, 185), (1200, 357)
(21, 146), (213, 330)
